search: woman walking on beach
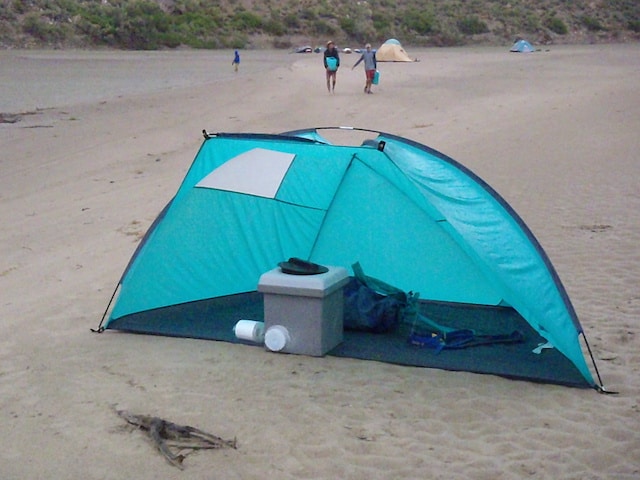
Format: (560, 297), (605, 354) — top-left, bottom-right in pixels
(323, 41), (340, 93)
(352, 43), (377, 94)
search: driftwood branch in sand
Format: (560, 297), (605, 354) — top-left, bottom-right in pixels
(0, 113), (22, 124)
(116, 409), (237, 470)
(0, 109), (52, 124)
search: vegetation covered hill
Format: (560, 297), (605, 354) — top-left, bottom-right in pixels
(1, 0), (638, 50)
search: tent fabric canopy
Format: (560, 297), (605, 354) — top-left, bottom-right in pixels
(376, 39), (413, 62)
(510, 39), (535, 52)
(100, 127), (600, 389)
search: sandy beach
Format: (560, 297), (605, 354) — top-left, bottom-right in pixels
(1, 44), (639, 479)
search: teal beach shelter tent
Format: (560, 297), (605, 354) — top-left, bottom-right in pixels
(510, 39), (535, 52)
(97, 127), (605, 390)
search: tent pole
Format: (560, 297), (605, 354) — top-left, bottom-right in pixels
(582, 333), (617, 394)
(91, 283), (120, 333)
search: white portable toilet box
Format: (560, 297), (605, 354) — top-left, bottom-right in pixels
(258, 266), (349, 356)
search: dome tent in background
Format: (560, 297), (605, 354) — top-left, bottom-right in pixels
(376, 38), (414, 62)
(510, 39), (535, 52)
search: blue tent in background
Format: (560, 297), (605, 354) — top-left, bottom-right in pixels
(97, 127), (605, 390)
(510, 39), (535, 52)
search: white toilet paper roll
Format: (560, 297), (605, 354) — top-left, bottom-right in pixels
(264, 325), (290, 352)
(234, 320), (265, 343)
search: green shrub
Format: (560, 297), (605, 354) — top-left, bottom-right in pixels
(230, 11), (263, 32)
(581, 15), (605, 31)
(313, 19), (336, 36)
(47, 0), (82, 20)
(0, 2), (17, 21)
(114, 1), (171, 49)
(158, 31), (181, 48)
(193, 4), (224, 26)
(521, 12), (541, 31)
(224, 32), (248, 49)
(12, 0), (30, 15)
(22, 12), (71, 43)
(339, 16), (356, 36)
(300, 8), (317, 21)
(284, 13), (300, 29)
(74, 3), (118, 45)
(546, 16), (568, 34)
(457, 16), (489, 35)
(402, 8), (435, 35)
(264, 18), (285, 36)
(173, 12), (219, 36)
(372, 12), (391, 32)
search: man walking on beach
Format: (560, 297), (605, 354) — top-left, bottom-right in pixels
(352, 43), (377, 94)
(324, 41), (340, 93)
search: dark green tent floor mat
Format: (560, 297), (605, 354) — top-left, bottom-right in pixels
(106, 292), (590, 388)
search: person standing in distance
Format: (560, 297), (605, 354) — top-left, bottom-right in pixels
(352, 43), (377, 94)
(232, 50), (240, 72)
(323, 41), (340, 93)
